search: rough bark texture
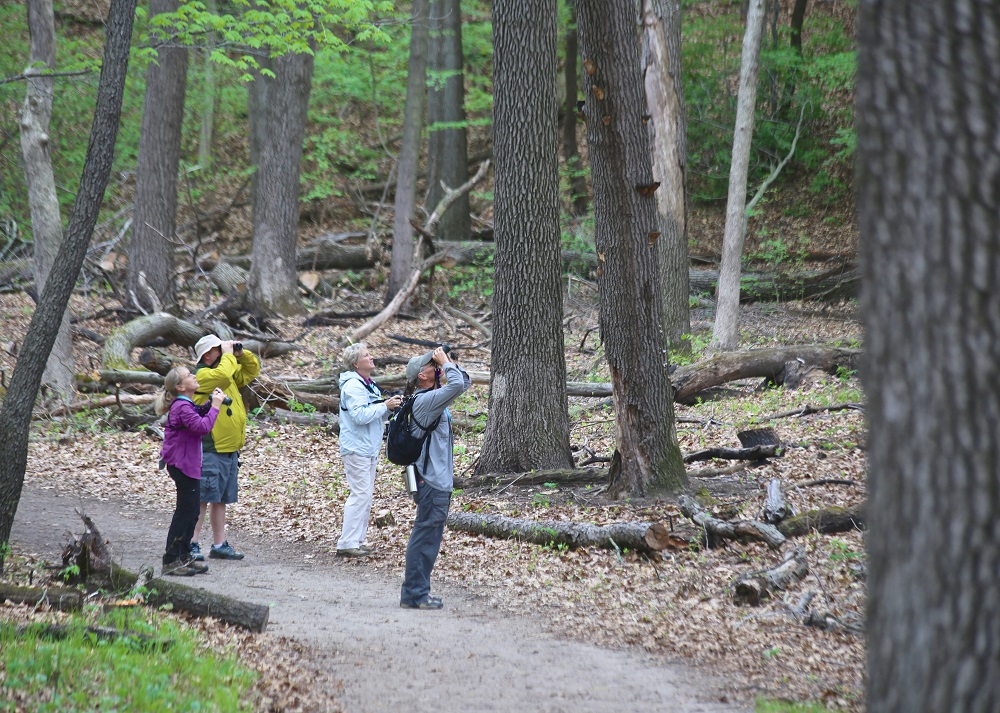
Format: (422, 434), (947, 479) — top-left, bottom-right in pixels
(576, 0), (686, 497)
(109, 563), (269, 632)
(128, 0), (187, 314)
(101, 312), (205, 369)
(246, 49), (314, 317)
(20, 0), (74, 399)
(711, 0), (765, 351)
(562, 4), (588, 216)
(0, 583), (82, 611)
(776, 504), (865, 539)
(0, 0), (136, 561)
(642, 0), (690, 352)
(446, 511), (658, 554)
(425, 0), (471, 242)
(858, 5), (1000, 710)
(476, 0), (573, 475)
(386, 0), (429, 302)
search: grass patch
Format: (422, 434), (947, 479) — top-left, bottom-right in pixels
(0, 606), (256, 712)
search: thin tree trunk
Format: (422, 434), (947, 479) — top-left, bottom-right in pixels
(128, 0), (188, 314)
(20, 0), (74, 400)
(197, 0), (217, 168)
(0, 0), (136, 567)
(642, 0), (690, 353)
(246, 49), (314, 317)
(711, 0), (765, 351)
(562, 3), (588, 216)
(475, 0), (573, 475)
(858, 2), (1000, 711)
(425, 0), (471, 242)
(576, 0), (686, 497)
(386, 0), (430, 302)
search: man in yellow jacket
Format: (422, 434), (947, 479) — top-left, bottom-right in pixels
(189, 334), (260, 561)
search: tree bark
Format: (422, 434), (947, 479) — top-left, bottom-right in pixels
(0, 0), (136, 566)
(576, 0), (686, 497)
(712, 0), (766, 351)
(776, 504), (865, 538)
(446, 511), (660, 554)
(128, 0), (188, 314)
(642, 0), (691, 352)
(733, 545), (808, 606)
(858, 4), (1000, 709)
(246, 49), (314, 317)
(562, 3), (588, 216)
(109, 563), (269, 632)
(20, 0), (74, 400)
(425, 0), (471, 243)
(0, 583), (82, 611)
(476, 0), (573, 476)
(386, 0), (430, 302)
(678, 494), (786, 550)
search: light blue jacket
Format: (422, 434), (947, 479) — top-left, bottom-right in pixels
(410, 362), (472, 491)
(338, 371), (390, 457)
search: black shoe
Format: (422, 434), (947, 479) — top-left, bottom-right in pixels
(209, 541), (244, 560)
(336, 547), (369, 558)
(400, 597), (443, 610)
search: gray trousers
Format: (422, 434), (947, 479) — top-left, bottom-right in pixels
(400, 481), (451, 605)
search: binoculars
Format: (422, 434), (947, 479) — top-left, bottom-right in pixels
(222, 396), (233, 406)
(233, 342), (243, 351)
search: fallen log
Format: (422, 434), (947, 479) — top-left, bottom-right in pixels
(776, 503), (866, 538)
(761, 478), (793, 524)
(671, 345), (861, 403)
(453, 467), (609, 490)
(678, 495), (786, 550)
(47, 393), (155, 418)
(108, 563), (269, 633)
(446, 511), (662, 554)
(733, 545), (808, 606)
(688, 263), (860, 302)
(16, 622), (171, 649)
(683, 444), (780, 464)
(0, 583), (82, 611)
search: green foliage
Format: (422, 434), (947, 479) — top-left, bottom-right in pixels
(0, 607), (256, 711)
(756, 698), (846, 713)
(682, 7), (856, 204)
(287, 398), (317, 414)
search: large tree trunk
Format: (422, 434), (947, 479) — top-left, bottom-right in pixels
(246, 49), (314, 317)
(642, 0), (690, 353)
(425, 0), (471, 243)
(562, 3), (588, 217)
(385, 0), (430, 302)
(0, 0), (136, 567)
(127, 0), (188, 314)
(576, 0), (686, 497)
(20, 0), (74, 401)
(858, 3), (1000, 711)
(476, 0), (573, 475)
(711, 0), (765, 351)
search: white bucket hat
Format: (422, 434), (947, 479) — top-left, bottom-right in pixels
(194, 334), (223, 363)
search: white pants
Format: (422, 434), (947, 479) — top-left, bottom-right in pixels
(337, 453), (378, 549)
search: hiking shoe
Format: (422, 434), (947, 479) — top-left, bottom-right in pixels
(359, 544), (376, 554)
(163, 561), (199, 577)
(400, 598), (444, 610)
(185, 559), (209, 574)
(190, 542), (205, 561)
(336, 547), (369, 558)
(209, 541), (244, 560)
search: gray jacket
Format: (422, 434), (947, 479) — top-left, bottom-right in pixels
(338, 371), (389, 458)
(410, 362), (471, 491)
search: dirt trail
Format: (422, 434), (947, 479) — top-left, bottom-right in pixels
(11, 484), (747, 713)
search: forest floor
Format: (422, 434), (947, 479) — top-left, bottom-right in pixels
(0, 287), (866, 712)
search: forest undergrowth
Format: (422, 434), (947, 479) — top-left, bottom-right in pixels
(1, 286), (866, 712)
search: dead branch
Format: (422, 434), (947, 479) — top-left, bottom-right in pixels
(761, 478), (794, 524)
(442, 304), (492, 340)
(733, 546), (808, 606)
(446, 511), (662, 554)
(755, 402), (864, 422)
(683, 444), (781, 464)
(776, 504), (866, 538)
(453, 467), (609, 490)
(678, 495), (786, 550)
(0, 583), (82, 611)
(47, 393), (155, 418)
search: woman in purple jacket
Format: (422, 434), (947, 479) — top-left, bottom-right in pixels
(155, 367), (225, 576)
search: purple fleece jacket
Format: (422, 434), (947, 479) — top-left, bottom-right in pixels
(160, 396), (220, 479)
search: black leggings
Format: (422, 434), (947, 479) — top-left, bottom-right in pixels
(164, 466), (201, 564)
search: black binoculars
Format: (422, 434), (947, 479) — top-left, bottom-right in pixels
(222, 396), (233, 406)
(233, 342), (243, 351)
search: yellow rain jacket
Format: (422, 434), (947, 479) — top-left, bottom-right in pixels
(194, 351), (260, 453)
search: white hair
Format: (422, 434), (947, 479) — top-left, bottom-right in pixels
(341, 342), (367, 372)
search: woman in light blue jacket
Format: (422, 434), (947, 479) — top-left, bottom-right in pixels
(336, 343), (402, 557)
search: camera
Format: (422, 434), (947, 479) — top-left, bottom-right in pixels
(222, 396), (233, 406)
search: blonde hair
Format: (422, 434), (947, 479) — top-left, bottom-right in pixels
(341, 342), (367, 372)
(154, 367), (189, 416)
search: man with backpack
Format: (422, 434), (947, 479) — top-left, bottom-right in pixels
(399, 346), (471, 610)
